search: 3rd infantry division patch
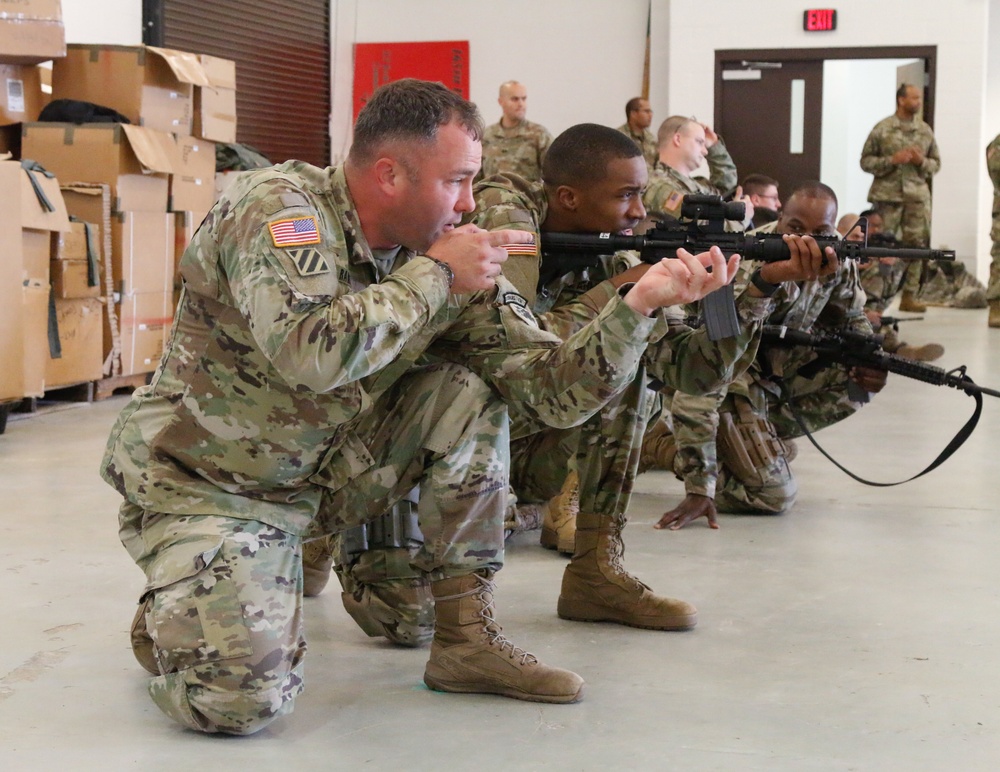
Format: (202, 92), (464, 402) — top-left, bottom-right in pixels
(287, 247), (330, 276)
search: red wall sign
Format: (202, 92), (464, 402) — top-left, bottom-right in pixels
(803, 9), (837, 31)
(353, 41), (470, 122)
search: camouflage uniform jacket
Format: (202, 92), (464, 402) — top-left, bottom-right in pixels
(988, 133), (1000, 219)
(643, 140), (739, 219)
(616, 123), (659, 170)
(481, 119), (553, 182)
(467, 173), (778, 398)
(860, 115), (941, 204)
(101, 162), (657, 536)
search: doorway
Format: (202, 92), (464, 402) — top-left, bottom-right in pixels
(714, 46), (936, 214)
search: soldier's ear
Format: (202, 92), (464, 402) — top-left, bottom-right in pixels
(554, 185), (580, 212)
(373, 157), (402, 195)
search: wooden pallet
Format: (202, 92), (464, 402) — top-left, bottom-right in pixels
(92, 372), (151, 401)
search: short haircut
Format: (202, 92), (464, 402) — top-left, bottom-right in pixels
(656, 115), (695, 147)
(542, 123), (641, 188)
(349, 79), (483, 166)
(859, 207), (878, 218)
(625, 97), (645, 119)
(786, 180), (838, 210)
(742, 173), (779, 197)
(896, 83), (915, 101)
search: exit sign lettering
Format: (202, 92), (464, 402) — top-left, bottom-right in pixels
(803, 9), (837, 31)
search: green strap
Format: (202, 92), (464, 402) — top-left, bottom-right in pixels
(69, 216), (102, 288)
(47, 285), (62, 359)
(20, 159), (56, 214)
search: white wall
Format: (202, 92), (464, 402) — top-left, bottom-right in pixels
(331, 0), (651, 161)
(660, 0), (995, 275)
(821, 59), (920, 218)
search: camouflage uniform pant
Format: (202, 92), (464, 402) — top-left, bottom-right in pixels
(667, 364), (862, 514)
(874, 201), (930, 294)
(989, 218), (1000, 301)
(332, 368), (656, 642)
(121, 363), (509, 734)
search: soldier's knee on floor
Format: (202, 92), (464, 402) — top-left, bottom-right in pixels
(148, 658), (304, 735)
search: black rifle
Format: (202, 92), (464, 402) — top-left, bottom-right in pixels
(760, 324), (999, 485)
(877, 315), (923, 331)
(540, 196), (954, 341)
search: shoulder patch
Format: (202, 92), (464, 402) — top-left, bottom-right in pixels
(665, 191), (684, 212)
(501, 291), (538, 326)
(280, 191), (311, 209)
(268, 216), (321, 248)
(287, 247), (330, 276)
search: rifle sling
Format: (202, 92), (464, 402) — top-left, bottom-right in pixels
(779, 382), (984, 487)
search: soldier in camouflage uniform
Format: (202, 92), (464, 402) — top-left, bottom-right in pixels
(987, 133), (1000, 328)
(860, 83), (941, 312)
(479, 81), (552, 183)
(617, 97), (658, 172)
(643, 115), (752, 228)
(321, 125), (842, 645)
(103, 80), (742, 734)
(655, 183), (888, 530)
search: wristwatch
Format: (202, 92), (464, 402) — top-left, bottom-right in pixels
(749, 267), (781, 297)
(426, 256), (455, 288)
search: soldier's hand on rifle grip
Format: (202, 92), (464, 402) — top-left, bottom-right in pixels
(623, 246), (739, 316)
(849, 365), (888, 394)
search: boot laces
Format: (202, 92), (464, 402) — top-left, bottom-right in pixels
(603, 517), (650, 593)
(473, 574), (538, 666)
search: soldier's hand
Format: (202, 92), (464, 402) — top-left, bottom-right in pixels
(702, 123), (720, 148)
(425, 224), (527, 293)
(623, 246), (739, 315)
(891, 148), (913, 165)
(732, 186), (755, 225)
(654, 493), (719, 530)
(756, 234), (839, 286)
(849, 365), (888, 394)
(908, 146), (925, 165)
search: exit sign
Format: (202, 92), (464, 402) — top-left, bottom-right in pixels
(803, 8), (837, 31)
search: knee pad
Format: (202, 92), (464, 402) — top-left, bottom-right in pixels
(717, 401), (792, 489)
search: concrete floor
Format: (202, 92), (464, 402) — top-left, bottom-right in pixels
(1, 307), (998, 771)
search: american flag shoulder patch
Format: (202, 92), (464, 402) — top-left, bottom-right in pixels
(665, 191), (684, 211)
(268, 215), (321, 247)
(499, 239), (537, 256)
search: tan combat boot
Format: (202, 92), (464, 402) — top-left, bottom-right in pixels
(424, 571), (585, 704)
(898, 290), (927, 313)
(989, 300), (1000, 328)
(639, 416), (677, 474)
(539, 470), (580, 555)
(301, 536), (335, 597)
(558, 513), (697, 630)
(896, 342), (945, 362)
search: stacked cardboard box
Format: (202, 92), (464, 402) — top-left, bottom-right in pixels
(0, 159), (79, 401)
(18, 44), (240, 378)
(0, 0), (64, 130)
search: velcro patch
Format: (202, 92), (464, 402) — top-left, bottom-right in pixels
(268, 216), (321, 247)
(287, 247), (330, 276)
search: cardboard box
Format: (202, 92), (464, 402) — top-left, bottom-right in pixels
(21, 279), (50, 397)
(117, 291), (173, 376)
(0, 0), (65, 65)
(21, 122), (179, 212)
(170, 135), (215, 212)
(61, 182), (118, 376)
(194, 54), (236, 143)
(51, 220), (100, 298)
(0, 63), (44, 125)
(45, 296), (103, 387)
(51, 259), (99, 299)
(52, 44), (209, 134)
(0, 164), (23, 400)
(111, 211), (175, 297)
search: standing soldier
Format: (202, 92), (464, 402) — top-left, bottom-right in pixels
(860, 83), (941, 312)
(987, 133), (1000, 328)
(480, 81), (552, 183)
(617, 97), (658, 171)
